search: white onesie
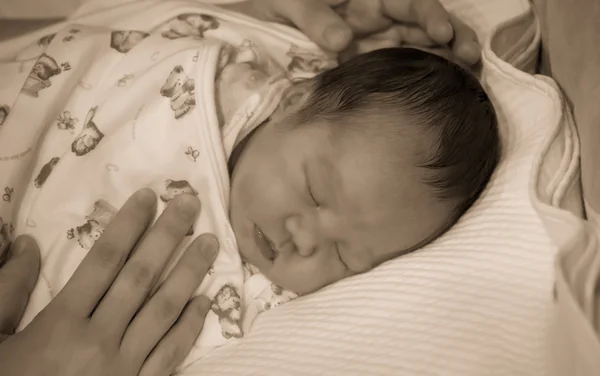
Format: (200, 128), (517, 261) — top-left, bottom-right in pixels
(0, 1), (336, 370)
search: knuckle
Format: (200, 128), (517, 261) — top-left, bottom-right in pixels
(163, 219), (186, 240)
(156, 216), (188, 243)
(123, 261), (155, 290)
(158, 343), (182, 371)
(92, 241), (125, 270)
(154, 297), (181, 321)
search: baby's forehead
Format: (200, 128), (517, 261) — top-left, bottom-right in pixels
(322, 113), (433, 163)
(316, 129), (430, 197)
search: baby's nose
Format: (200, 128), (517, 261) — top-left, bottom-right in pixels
(284, 216), (318, 257)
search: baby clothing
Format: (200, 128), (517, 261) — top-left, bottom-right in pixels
(0, 1), (336, 370)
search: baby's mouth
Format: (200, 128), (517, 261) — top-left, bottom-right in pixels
(254, 224), (277, 261)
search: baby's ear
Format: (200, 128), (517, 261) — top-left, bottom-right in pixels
(272, 81), (312, 120)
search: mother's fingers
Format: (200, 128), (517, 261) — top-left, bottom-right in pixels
(261, 0), (352, 51)
(55, 188), (157, 316)
(121, 233), (218, 362)
(338, 25), (437, 62)
(90, 194), (200, 340)
(138, 296), (212, 376)
(382, 0), (480, 64)
(0, 236), (40, 341)
(382, 0), (453, 43)
(448, 14), (481, 65)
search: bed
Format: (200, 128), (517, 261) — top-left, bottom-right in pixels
(0, 0), (598, 375)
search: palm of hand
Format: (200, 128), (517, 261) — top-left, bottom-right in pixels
(0, 313), (133, 376)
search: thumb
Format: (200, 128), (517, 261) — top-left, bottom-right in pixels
(0, 236), (40, 342)
(263, 0), (353, 52)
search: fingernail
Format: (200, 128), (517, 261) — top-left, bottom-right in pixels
(201, 234), (219, 262)
(324, 24), (351, 51)
(135, 188), (156, 208)
(177, 194), (200, 219)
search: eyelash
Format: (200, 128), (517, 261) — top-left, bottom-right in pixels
(307, 184), (319, 207)
(334, 243), (348, 268)
(304, 178), (346, 267)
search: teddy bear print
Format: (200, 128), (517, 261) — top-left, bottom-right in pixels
(0, 105), (9, 125)
(110, 30), (150, 53)
(264, 283), (299, 311)
(211, 284), (243, 339)
(34, 157), (60, 188)
(286, 45), (337, 82)
(160, 179), (198, 236)
(21, 53), (62, 97)
(71, 106), (104, 156)
(161, 13), (219, 40)
(57, 111), (78, 133)
(160, 65), (196, 119)
(2, 187), (13, 203)
(159, 179), (198, 202)
(67, 199), (118, 250)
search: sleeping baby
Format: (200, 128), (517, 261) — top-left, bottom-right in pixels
(0, 2), (499, 371)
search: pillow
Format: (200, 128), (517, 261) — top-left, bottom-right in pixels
(180, 1), (565, 375)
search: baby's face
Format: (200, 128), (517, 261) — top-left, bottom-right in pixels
(229, 111), (454, 294)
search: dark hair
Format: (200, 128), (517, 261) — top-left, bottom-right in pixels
(295, 47), (500, 221)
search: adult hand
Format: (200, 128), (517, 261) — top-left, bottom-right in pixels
(0, 188), (219, 376)
(227, 0), (480, 65)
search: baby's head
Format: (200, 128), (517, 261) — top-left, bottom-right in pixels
(229, 48), (500, 294)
